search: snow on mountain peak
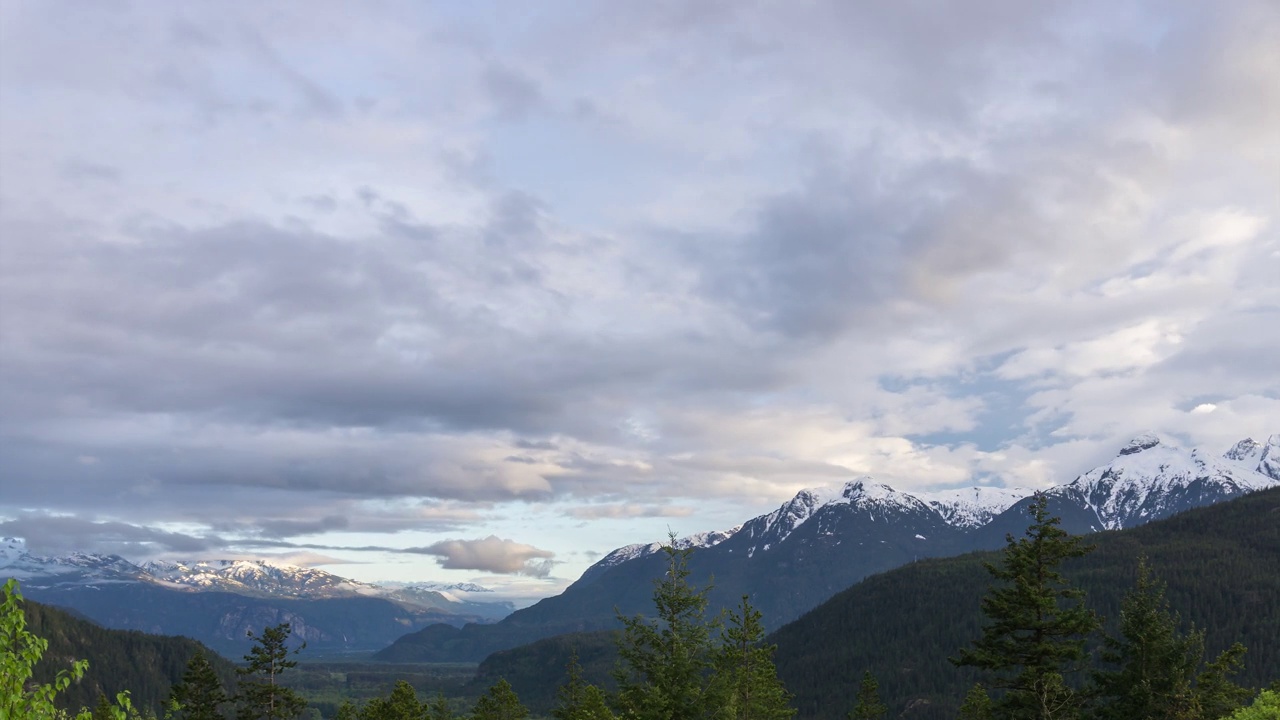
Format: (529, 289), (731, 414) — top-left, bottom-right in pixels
(1224, 437), (1261, 463)
(1067, 434), (1278, 530)
(576, 525), (742, 584)
(1119, 431), (1167, 455)
(0, 537), (27, 570)
(918, 486), (1033, 528)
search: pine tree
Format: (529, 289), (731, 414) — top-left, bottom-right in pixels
(1092, 558), (1200, 720)
(234, 624), (307, 720)
(849, 671), (886, 720)
(169, 651), (228, 720)
(952, 493), (1099, 720)
(427, 693), (453, 720)
(360, 680), (424, 720)
(1192, 643), (1250, 720)
(471, 679), (528, 720)
(711, 595), (794, 720)
(614, 537), (718, 720)
(552, 651), (616, 720)
(958, 684), (993, 720)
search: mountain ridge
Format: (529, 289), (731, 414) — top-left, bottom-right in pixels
(374, 432), (1278, 663)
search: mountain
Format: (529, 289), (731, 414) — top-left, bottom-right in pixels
(468, 485), (1280, 717)
(1, 544), (513, 655)
(375, 432), (1278, 663)
(18, 593), (239, 716)
(769, 484), (1280, 718)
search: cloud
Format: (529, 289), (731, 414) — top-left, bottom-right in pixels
(0, 515), (222, 557)
(565, 504), (694, 520)
(408, 536), (556, 577)
(0, 0), (1276, 585)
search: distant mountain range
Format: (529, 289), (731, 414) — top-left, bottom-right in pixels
(474, 483), (1280, 718)
(0, 545), (513, 656)
(376, 432), (1279, 662)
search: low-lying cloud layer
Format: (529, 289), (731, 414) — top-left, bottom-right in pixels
(0, 1), (1276, 586)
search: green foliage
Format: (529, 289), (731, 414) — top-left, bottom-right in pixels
(710, 596), (793, 720)
(235, 624), (306, 720)
(1092, 557), (1201, 720)
(848, 672), (886, 720)
(551, 652), (615, 720)
(470, 679), (527, 720)
(356, 680), (424, 720)
(1193, 643), (1250, 720)
(1, 577), (91, 720)
(428, 692), (454, 720)
(952, 494), (1099, 720)
(1222, 690), (1280, 720)
(958, 684), (993, 720)
(613, 539), (719, 720)
(169, 651), (228, 720)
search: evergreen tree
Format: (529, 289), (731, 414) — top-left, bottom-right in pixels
(334, 702), (359, 720)
(613, 537), (718, 720)
(427, 693), (453, 720)
(552, 651), (616, 720)
(848, 671), (886, 720)
(1092, 558), (1200, 720)
(234, 624), (306, 720)
(958, 684), (994, 720)
(952, 493), (1099, 720)
(1192, 643), (1250, 720)
(170, 651), (228, 720)
(470, 679), (528, 720)
(360, 680), (424, 720)
(711, 595), (794, 720)
(93, 694), (117, 720)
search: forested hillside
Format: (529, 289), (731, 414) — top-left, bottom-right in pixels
(771, 485), (1280, 718)
(23, 598), (238, 715)
(465, 487), (1280, 717)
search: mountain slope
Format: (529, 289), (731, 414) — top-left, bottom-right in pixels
(376, 433), (1277, 663)
(770, 485), (1280, 719)
(19, 593), (239, 716)
(464, 486), (1280, 717)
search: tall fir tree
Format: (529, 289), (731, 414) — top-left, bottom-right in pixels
(1092, 558), (1200, 720)
(234, 624), (306, 720)
(471, 678), (528, 720)
(1192, 643), (1250, 720)
(552, 651), (615, 720)
(711, 595), (794, 720)
(952, 493), (1099, 720)
(848, 671), (886, 720)
(169, 651), (228, 720)
(613, 536), (718, 720)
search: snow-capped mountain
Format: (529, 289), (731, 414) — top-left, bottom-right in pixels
(1224, 435), (1280, 481)
(2, 541), (513, 617)
(380, 431), (1280, 663)
(576, 526), (741, 585)
(140, 559), (385, 600)
(1051, 432), (1277, 531)
(406, 582), (495, 593)
(918, 485), (1032, 528)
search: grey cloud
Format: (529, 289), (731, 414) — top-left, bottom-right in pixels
(408, 536), (556, 577)
(483, 64), (542, 121)
(0, 515), (222, 557)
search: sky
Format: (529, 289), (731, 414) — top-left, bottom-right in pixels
(0, 1), (1277, 605)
